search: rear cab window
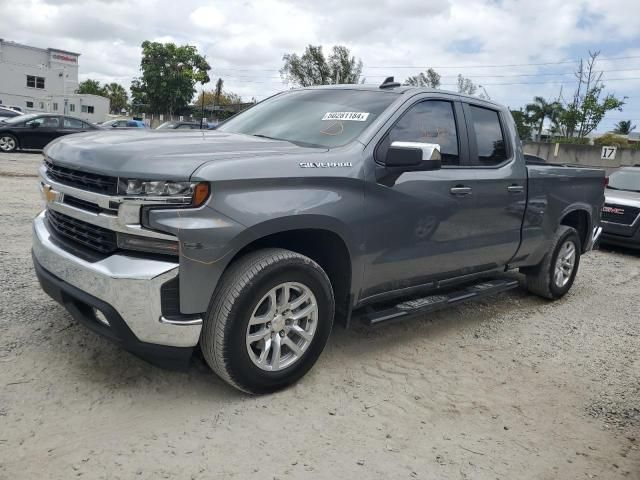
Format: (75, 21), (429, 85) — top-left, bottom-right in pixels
(467, 105), (509, 166)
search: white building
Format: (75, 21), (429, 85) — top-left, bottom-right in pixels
(0, 39), (109, 123)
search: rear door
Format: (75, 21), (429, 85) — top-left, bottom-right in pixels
(458, 102), (527, 266)
(62, 116), (86, 136)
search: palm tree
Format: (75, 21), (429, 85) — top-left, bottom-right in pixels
(525, 96), (562, 141)
(103, 83), (129, 114)
(613, 120), (636, 135)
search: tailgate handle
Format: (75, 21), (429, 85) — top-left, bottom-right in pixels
(508, 185), (524, 193)
(450, 186), (472, 196)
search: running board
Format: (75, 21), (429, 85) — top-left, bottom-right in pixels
(359, 278), (519, 326)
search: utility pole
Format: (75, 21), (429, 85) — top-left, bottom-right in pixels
(199, 84), (205, 129)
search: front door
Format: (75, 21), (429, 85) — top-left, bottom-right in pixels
(23, 116), (62, 149)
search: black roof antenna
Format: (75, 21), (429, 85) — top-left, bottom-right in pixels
(379, 76), (401, 89)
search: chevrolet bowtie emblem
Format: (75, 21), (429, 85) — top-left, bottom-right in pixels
(42, 184), (59, 203)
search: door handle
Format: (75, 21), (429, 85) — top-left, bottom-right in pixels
(450, 186), (472, 196)
(507, 185), (524, 193)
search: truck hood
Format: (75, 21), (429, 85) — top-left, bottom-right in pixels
(44, 130), (322, 180)
(605, 188), (640, 208)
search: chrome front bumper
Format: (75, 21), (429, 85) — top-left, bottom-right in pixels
(32, 211), (202, 348)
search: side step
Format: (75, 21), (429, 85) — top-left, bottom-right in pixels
(360, 278), (519, 326)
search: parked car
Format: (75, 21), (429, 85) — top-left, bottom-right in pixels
(0, 113), (100, 152)
(101, 119), (147, 129)
(599, 166), (640, 249)
(33, 83), (605, 393)
(0, 106), (22, 121)
(156, 121), (206, 130)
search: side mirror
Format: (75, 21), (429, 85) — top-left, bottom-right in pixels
(29, 122), (39, 128)
(384, 142), (442, 171)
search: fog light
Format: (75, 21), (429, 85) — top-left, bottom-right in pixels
(94, 308), (110, 326)
(117, 233), (179, 256)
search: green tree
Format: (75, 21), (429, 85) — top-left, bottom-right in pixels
(76, 79), (106, 96)
(103, 82), (128, 114)
(525, 96), (562, 141)
(558, 51), (625, 138)
(510, 109), (533, 141)
(612, 120), (636, 135)
(594, 133), (629, 147)
(404, 68), (441, 88)
(327, 46), (363, 84)
(130, 41), (210, 114)
(280, 45), (363, 87)
(457, 74), (478, 95)
(195, 87), (243, 107)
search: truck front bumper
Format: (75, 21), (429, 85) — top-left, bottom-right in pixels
(32, 211), (202, 369)
(600, 228), (640, 249)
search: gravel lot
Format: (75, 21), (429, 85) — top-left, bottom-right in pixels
(0, 152), (638, 479)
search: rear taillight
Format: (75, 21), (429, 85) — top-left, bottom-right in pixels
(604, 177), (609, 187)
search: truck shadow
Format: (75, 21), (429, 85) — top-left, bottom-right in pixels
(50, 277), (546, 400)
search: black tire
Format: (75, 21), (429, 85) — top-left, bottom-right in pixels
(201, 248), (335, 394)
(524, 225), (581, 300)
(0, 134), (18, 153)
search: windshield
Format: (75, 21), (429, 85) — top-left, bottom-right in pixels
(218, 89), (399, 148)
(608, 169), (640, 192)
(1, 113), (38, 125)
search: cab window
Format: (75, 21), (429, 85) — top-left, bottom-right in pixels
(377, 101), (460, 166)
(468, 105), (508, 166)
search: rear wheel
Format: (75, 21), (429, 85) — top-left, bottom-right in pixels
(0, 134), (18, 152)
(524, 225), (581, 299)
(201, 248), (334, 394)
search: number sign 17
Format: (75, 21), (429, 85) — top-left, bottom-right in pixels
(601, 146), (617, 159)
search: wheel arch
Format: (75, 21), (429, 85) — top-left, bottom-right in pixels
(0, 132), (19, 151)
(559, 207), (592, 253)
(223, 223), (355, 327)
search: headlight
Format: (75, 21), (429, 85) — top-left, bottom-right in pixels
(119, 179), (193, 196)
(118, 179), (210, 207)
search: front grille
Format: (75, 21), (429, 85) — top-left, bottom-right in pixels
(46, 210), (118, 254)
(602, 204), (640, 225)
(63, 195), (101, 214)
(45, 160), (118, 195)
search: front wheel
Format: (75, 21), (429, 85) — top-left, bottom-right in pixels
(201, 248), (335, 394)
(524, 225), (581, 300)
(0, 134), (18, 152)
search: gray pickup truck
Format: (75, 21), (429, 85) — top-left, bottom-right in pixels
(32, 80), (605, 393)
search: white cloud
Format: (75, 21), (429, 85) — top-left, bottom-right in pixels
(190, 5), (226, 29)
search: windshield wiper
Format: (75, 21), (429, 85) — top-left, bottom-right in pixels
(251, 133), (324, 148)
(252, 134), (280, 141)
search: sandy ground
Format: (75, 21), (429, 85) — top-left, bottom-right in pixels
(0, 152), (638, 480)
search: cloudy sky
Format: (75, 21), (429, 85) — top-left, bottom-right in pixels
(2, 0), (639, 132)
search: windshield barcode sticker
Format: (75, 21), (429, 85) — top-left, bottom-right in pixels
(322, 112), (370, 122)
